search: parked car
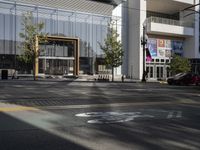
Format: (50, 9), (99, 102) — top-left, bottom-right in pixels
(167, 73), (200, 85)
(192, 74), (200, 86)
(167, 73), (184, 85)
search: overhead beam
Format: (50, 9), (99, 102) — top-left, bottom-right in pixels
(182, 3), (200, 11)
(182, 3), (200, 17)
(86, 0), (122, 6)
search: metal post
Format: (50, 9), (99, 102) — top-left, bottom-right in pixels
(14, 2), (17, 72)
(92, 15), (95, 75)
(141, 26), (146, 82)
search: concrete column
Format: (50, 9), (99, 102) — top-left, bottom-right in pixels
(112, 4), (122, 76)
(127, 0), (146, 79)
(194, 0), (200, 58)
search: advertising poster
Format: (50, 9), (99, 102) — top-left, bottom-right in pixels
(157, 48), (165, 58)
(165, 40), (172, 49)
(172, 40), (183, 55)
(157, 39), (166, 58)
(147, 38), (157, 57)
(147, 38), (183, 59)
(165, 50), (171, 57)
(158, 39), (165, 48)
(165, 40), (172, 57)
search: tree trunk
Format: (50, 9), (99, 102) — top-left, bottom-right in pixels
(112, 67), (114, 82)
(33, 57), (36, 81)
(33, 63), (36, 81)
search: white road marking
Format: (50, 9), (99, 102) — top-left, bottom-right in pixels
(167, 111), (174, 119)
(176, 111), (182, 118)
(76, 110), (182, 124)
(76, 112), (155, 124)
(167, 111), (182, 119)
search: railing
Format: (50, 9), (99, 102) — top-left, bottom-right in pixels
(146, 16), (194, 28)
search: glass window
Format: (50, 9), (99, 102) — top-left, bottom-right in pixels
(0, 1), (111, 75)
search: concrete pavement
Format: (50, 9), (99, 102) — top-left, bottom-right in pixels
(0, 80), (200, 150)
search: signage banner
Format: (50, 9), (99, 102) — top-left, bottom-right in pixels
(147, 39), (157, 57)
(165, 50), (171, 57)
(172, 41), (183, 54)
(165, 40), (172, 49)
(157, 48), (165, 58)
(158, 39), (165, 48)
(148, 38), (183, 59)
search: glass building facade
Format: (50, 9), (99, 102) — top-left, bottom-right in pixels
(0, 0), (112, 76)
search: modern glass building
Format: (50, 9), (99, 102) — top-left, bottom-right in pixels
(122, 0), (200, 80)
(0, 0), (121, 77)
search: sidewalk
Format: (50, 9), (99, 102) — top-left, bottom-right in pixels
(0, 75), (165, 83)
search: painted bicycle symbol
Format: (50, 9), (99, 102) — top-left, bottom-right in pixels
(75, 109), (182, 124)
(76, 110), (182, 124)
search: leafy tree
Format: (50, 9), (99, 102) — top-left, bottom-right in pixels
(99, 27), (123, 82)
(169, 55), (191, 75)
(19, 12), (47, 80)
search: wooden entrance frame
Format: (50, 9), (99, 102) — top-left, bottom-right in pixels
(35, 36), (79, 77)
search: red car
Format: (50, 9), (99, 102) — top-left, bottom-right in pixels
(191, 74), (200, 85)
(167, 73), (200, 85)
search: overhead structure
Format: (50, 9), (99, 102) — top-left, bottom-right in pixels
(88, 0), (123, 6)
(5, 0), (114, 15)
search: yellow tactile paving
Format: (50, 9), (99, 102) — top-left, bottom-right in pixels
(0, 106), (38, 112)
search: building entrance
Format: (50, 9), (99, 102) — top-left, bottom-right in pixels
(146, 65), (154, 79)
(39, 59), (74, 75)
(37, 36), (79, 77)
(146, 59), (170, 80)
(156, 66), (164, 79)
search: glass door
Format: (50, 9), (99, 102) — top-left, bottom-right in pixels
(156, 66), (164, 79)
(146, 66), (154, 79)
(40, 59), (74, 75)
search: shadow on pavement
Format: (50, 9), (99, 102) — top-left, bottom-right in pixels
(65, 105), (200, 150)
(0, 112), (89, 150)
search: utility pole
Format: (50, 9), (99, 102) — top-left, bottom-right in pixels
(141, 26), (147, 82)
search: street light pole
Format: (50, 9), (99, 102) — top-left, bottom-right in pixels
(141, 26), (147, 82)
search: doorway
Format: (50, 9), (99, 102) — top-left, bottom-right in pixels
(156, 66), (164, 79)
(146, 66), (154, 79)
(39, 59), (74, 75)
(37, 36), (79, 76)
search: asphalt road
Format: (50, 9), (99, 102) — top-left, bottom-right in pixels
(0, 80), (200, 150)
